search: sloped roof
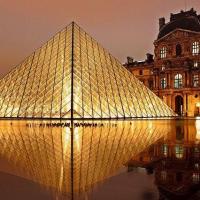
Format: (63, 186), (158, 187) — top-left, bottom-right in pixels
(158, 10), (200, 39)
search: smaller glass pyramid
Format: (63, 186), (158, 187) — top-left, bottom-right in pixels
(0, 22), (175, 119)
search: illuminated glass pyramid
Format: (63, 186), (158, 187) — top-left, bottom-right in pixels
(0, 22), (175, 119)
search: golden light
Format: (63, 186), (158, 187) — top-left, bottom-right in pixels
(0, 22), (175, 119)
(196, 119), (200, 140)
(0, 120), (170, 196)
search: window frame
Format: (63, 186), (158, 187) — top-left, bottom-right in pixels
(194, 61), (198, 68)
(175, 145), (184, 159)
(160, 46), (167, 59)
(193, 74), (199, 87)
(160, 77), (167, 89)
(174, 73), (183, 89)
(161, 65), (165, 71)
(192, 41), (200, 55)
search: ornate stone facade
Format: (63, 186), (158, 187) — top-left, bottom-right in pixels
(125, 8), (200, 117)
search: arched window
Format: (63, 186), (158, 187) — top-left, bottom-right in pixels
(176, 44), (182, 56)
(160, 46), (167, 58)
(161, 64), (165, 71)
(192, 41), (200, 55)
(174, 74), (183, 88)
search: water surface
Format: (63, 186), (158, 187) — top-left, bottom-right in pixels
(0, 119), (198, 199)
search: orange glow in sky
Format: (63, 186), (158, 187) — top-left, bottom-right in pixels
(0, 0), (200, 77)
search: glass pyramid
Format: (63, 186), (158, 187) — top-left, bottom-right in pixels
(0, 22), (175, 119)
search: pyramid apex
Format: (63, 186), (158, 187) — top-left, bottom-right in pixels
(70, 21), (78, 26)
(69, 21), (80, 29)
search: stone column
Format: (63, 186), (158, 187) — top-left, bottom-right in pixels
(167, 73), (170, 88)
(183, 94), (187, 116)
(168, 94), (172, 108)
(171, 74), (174, 89)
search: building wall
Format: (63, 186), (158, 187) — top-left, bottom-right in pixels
(128, 63), (154, 89)
(125, 30), (200, 117)
(154, 30), (200, 117)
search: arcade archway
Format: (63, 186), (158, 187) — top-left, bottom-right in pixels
(175, 95), (183, 116)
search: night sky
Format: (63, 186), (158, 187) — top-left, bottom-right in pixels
(0, 1), (200, 77)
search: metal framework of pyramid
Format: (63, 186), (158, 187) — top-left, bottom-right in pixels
(0, 22), (175, 119)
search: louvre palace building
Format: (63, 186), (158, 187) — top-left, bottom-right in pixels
(125, 8), (200, 117)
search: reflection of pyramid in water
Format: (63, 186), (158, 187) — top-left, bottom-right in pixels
(0, 22), (175, 119)
(0, 120), (171, 199)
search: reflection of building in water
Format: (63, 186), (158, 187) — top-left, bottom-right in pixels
(128, 120), (200, 198)
(0, 120), (171, 200)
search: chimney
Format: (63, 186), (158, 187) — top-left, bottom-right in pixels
(146, 53), (154, 63)
(127, 57), (134, 64)
(159, 17), (165, 30)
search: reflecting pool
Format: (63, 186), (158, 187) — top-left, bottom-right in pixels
(128, 119), (200, 200)
(0, 119), (199, 199)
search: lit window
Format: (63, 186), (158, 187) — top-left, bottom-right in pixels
(160, 77), (167, 89)
(160, 47), (167, 59)
(175, 145), (184, 159)
(162, 144), (168, 156)
(194, 147), (200, 158)
(195, 163), (199, 169)
(161, 65), (165, 71)
(192, 173), (200, 184)
(161, 171), (167, 181)
(194, 61), (198, 68)
(174, 74), (183, 88)
(193, 74), (199, 87)
(192, 41), (200, 55)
